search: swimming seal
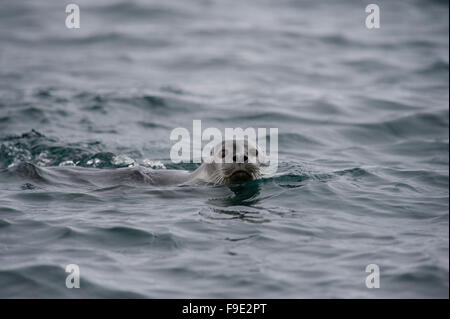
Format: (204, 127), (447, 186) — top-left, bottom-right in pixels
(9, 139), (264, 187)
(186, 139), (263, 185)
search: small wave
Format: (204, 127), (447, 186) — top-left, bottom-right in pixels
(83, 226), (181, 250)
(415, 60), (449, 76)
(137, 121), (168, 129)
(199, 207), (270, 224)
(339, 110), (449, 143)
(0, 130), (162, 169)
(278, 132), (324, 147)
(0, 219), (11, 228)
(0, 264), (146, 298)
(142, 159), (166, 169)
(7, 162), (47, 182)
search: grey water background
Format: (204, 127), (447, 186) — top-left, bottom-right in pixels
(0, 0), (448, 298)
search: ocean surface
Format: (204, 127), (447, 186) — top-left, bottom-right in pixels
(0, 0), (448, 298)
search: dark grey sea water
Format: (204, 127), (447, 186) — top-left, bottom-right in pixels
(0, 0), (448, 298)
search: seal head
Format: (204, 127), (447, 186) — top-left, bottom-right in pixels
(196, 139), (263, 185)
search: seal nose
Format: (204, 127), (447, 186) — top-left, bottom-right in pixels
(232, 155), (248, 163)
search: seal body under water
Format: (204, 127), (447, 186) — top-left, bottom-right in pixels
(8, 140), (264, 187)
